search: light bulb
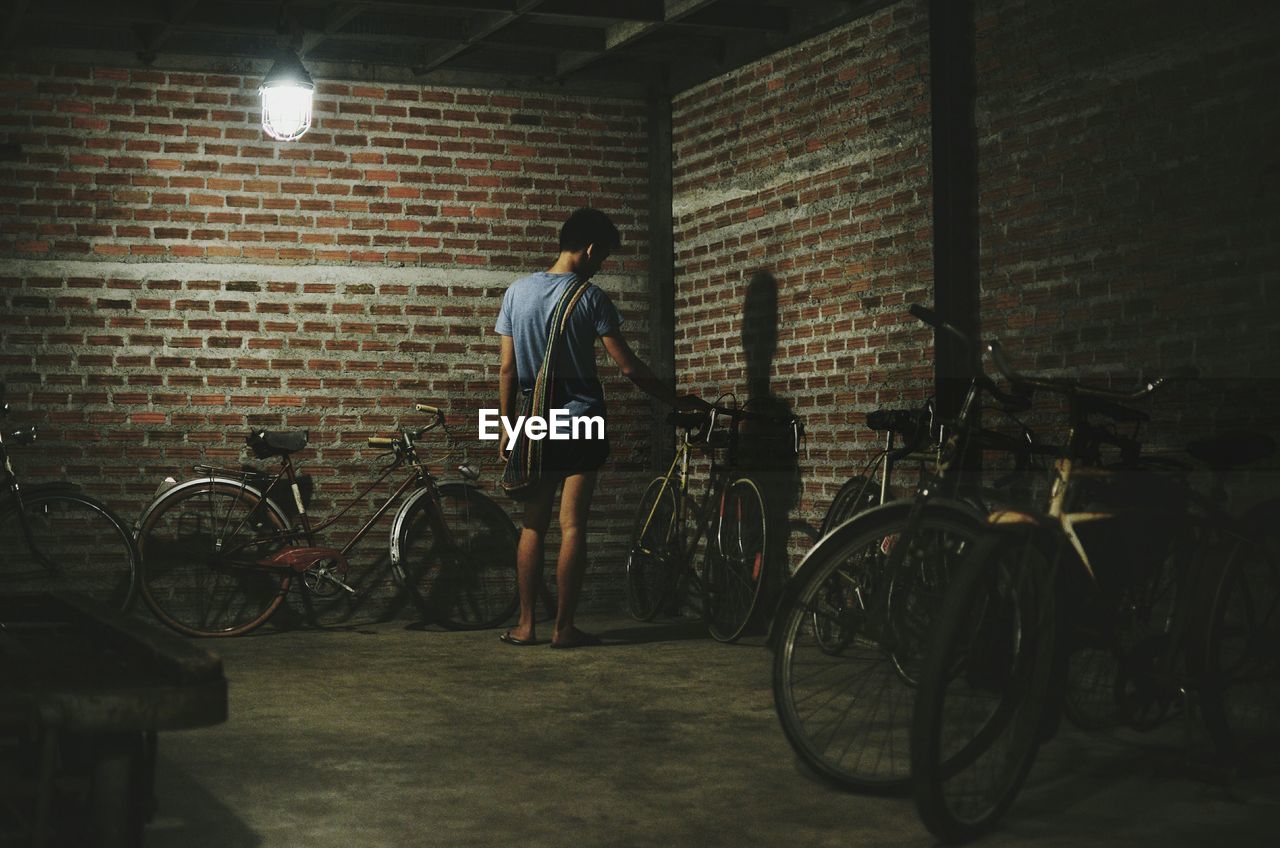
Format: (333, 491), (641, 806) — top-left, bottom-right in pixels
(259, 49), (315, 142)
(261, 82), (314, 141)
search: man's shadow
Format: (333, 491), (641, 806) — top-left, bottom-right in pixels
(734, 270), (803, 622)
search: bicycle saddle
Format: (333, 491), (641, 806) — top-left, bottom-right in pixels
(667, 410), (707, 430)
(1079, 394), (1148, 424)
(247, 430), (309, 459)
(866, 408), (924, 436)
(1185, 431), (1276, 471)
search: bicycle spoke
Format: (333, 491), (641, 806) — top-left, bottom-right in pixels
(774, 509), (984, 791)
(138, 484), (289, 636)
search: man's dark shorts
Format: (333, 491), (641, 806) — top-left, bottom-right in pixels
(542, 435), (610, 476)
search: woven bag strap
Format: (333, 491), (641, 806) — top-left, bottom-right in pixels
(528, 277), (592, 419)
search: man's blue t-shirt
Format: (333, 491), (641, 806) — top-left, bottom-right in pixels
(494, 272), (623, 421)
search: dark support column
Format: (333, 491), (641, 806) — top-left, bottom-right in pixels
(647, 82), (676, 473)
(928, 0), (979, 418)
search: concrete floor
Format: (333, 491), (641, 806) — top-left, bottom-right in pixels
(147, 617), (1277, 848)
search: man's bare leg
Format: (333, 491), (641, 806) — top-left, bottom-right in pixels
(552, 470), (598, 646)
(508, 479), (557, 643)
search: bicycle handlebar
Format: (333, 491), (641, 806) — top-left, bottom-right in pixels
(709, 404), (805, 455)
(909, 303), (976, 353)
(368, 402), (453, 457)
(986, 340), (1198, 402)
(670, 403), (804, 456)
(908, 304), (1031, 413)
(3, 425), (37, 445)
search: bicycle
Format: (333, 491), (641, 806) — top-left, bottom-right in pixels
(906, 342), (1254, 842)
(769, 305), (1050, 794)
(0, 384), (138, 610)
(133, 404), (518, 637)
(625, 399), (803, 643)
(817, 404), (938, 538)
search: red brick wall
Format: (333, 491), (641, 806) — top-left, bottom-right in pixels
(671, 1), (935, 567)
(0, 63), (653, 618)
(975, 0), (1280, 494)
(0, 67), (648, 266)
(5, 0), (1276, 620)
(670, 0), (1278, 578)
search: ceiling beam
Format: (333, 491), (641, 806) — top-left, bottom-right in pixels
(412, 0), (545, 76)
(535, 0), (663, 20)
(299, 2), (370, 57)
(302, 15), (600, 55)
(554, 0), (718, 77)
(669, 0), (892, 91)
(673, 3), (789, 33)
(136, 0), (202, 64)
(3, 0), (31, 48)
(362, 0), (664, 21)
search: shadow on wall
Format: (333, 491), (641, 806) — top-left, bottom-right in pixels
(734, 270), (804, 580)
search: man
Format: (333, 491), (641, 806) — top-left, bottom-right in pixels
(494, 208), (704, 648)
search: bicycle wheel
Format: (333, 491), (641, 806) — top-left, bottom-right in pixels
(0, 490), (138, 611)
(1063, 501), (1194, 732)
(704, 477), (768, 643)
(626, 476), (680, 622)
(396, 483), (518, 630)
(819, 475), (883, 536)
(1194, 515), (1280, 773)
(771, 504), (982, 792)
(136, 482), (292, 637)
(911, 527), (1059, 843)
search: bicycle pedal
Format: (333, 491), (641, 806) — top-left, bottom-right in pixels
(330, 575), (357, 594)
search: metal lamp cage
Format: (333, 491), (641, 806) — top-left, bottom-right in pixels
(259, 50), (315, 141)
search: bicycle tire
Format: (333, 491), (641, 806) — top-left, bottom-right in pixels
(911, 527), (1059, 843)
(0, 490), (138, 611)
(136, 481), (292, 637)
(1062, 538), (1185, 732)
(625, 476), (680, 622)
(396, 483), (518, 630)
(819, 475), (884, 537)
(1192, 511), (1280, 773)
(771, 503), (983, 792)
(704, 477), (769, 643)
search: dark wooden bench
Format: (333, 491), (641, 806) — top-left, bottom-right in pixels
(1, 592), (227, 847)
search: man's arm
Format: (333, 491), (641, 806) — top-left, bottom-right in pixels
(497, 334), (519, 457)
(601, 330), (705, 410)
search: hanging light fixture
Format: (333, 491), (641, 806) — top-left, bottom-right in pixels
(259, 48), (314, 141)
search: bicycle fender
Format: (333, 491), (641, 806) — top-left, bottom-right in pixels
(16, 480), (82, 498)
(0, 480), (82, 518)
(387, 482), (481, 567)
(1241, 496), (1280, 531)
(388, 486), (435, 567)
(132, 475), (290, 538)
(986, 508), (1044, 526)
(766, 497), (987, 648)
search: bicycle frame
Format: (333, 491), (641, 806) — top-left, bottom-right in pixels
(984, 393), (1157, 584)
(138, 413), (470, 584)
(635, 430), (730, 581)
(255, 455), (436, 578)
(635, 402), (796, 590)
(1, 412), (90, 573)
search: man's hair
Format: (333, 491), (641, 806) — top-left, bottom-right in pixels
(559, 208), (621, 252)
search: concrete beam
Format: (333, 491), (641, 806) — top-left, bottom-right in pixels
(646, 80), (677, 473)
(928, 0), (979, 418)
